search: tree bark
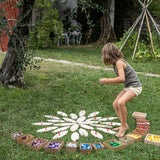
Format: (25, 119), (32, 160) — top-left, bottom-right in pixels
(96, 0), (116, 45)
(0, 0), (35, 86)
(110, 0), (115, 28)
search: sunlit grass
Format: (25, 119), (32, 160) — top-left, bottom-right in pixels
(34, 46), (160, 74)
(1, 58), (160, 159)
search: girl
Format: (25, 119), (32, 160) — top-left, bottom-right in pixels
(99, 43), (142, 137)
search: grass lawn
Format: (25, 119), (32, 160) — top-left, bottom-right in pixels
(34, 45), (160, 74)
(0, 47), (160, 160)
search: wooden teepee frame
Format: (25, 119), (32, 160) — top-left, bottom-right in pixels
(120, 0), (160, 60)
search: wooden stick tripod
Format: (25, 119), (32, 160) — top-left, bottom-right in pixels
(120, 0), (160, 60)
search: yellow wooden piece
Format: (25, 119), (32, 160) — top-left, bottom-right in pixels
(127, 133), (141, 139)
(147, 135), (160, 142)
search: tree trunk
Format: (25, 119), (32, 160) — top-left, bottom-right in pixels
(0, 0), (35, 87)
(96, 0), (116, 45)
(0, 45), (24, 86)
(110, 0), (115, 28)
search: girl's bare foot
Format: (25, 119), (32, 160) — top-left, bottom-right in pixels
(116, 127), (127, 137)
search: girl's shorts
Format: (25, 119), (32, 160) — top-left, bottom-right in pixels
(124, 86), (142, 96)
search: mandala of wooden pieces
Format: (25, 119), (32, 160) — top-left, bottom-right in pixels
(32, 110), (121, 141)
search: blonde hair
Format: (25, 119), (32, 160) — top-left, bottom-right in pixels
(101, 43), (123, 65)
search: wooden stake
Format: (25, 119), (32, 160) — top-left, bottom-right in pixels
(147, 10), (160, 35)
(120, 11), (143, 51)
(145, 11), (155, 53)
(120, 0), (159, 60)
(132, 9), (146, 60)
(146, 0), (153, 8)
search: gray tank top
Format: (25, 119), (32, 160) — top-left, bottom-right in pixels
(114, 59), (142, 88)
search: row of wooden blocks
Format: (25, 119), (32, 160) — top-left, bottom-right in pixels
(11, 130), (159, 154)
(11, 132), (104, 153)
(10, 131), (135, 153)
(131, 111), (160, 147)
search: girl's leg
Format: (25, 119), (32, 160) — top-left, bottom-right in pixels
(116, 90), (136, 137)
(112, 89), (127, 130)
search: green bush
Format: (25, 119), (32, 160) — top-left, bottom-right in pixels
(29, 0), (63, 49)
(120, 29), (160, 61)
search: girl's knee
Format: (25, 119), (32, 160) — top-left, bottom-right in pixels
(117, 99), (125, 108)
(113, 101), (118, 109)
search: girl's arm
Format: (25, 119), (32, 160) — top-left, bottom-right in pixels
(99, 61), (125, 84)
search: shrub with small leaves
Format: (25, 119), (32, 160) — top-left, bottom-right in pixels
(29, 0), (63, 49)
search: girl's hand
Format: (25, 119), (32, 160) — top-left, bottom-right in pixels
(99, 78), (110, 85)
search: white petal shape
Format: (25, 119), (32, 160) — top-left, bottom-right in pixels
(79, 128), (88, 137)
(99, 117), (118, 121)
(91, 130), (103, 139)
(112, 122), (121, 126)
(57, 111), (68, 117)
(108, 117), (118, 120)
(98, 118), (107, 121)
(32, 122), (53, 126)
(63, 117), (76, 123)
(44, 115), (60, 119)
(106, 125), (113, 128)
(88, 111), (99, 118)
(71, 132), (79, 142)
(89, 123), (98, 126)
(80, 121), (99, 124)
(53, 130), (68, 139)
(97, 127), (117, 134)
(37, 127), (57, 132)
(70, 113), (78, 119)
(85, 118), (95, 121)
(79, 110), (85, 117)
(102, 122), (121, 126)
(77, 116), (86, 123)
(47, 120), (65, 123)
(80, 124), (94, 130)
(52, 126), (70, 133)
(54, 123), (73, 126)
(90, 124), (112, 128)
(70, 124), (79, 132)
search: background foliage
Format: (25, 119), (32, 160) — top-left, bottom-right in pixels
(29, 0), (63, 49)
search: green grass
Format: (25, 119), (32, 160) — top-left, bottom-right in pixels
(34, 45), (160, 74)
(0, 47), (160, 160)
